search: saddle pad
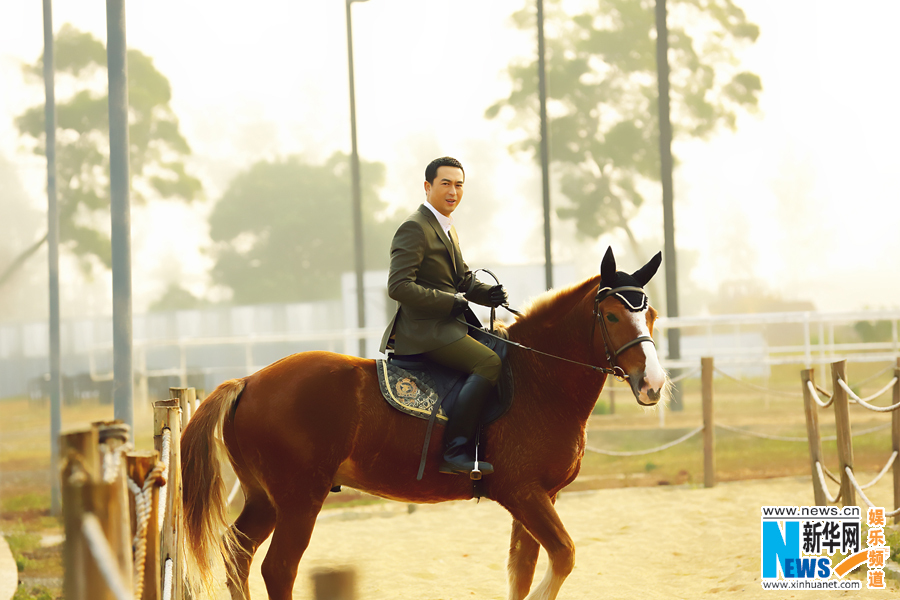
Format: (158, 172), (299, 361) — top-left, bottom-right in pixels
(376, 359), (449, 422)
(375, 328), (515, 426)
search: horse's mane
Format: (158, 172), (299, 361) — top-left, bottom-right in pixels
(513, 275), (602, 326)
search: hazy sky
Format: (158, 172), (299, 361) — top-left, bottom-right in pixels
(1, 0), (898, 316)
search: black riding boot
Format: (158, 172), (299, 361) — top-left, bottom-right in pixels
(439, 374), (495, 476)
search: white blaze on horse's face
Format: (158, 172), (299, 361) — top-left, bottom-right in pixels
(626, 308), (667, 406)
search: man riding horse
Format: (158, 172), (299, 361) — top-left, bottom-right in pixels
(379, 156), (508, 477)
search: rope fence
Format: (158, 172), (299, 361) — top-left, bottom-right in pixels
(814, 462), (842, 504)
(713, 366), (802, 398)
(588, 356), (899, 498)
(61, 387), (198, 600)
(667, 367), (701, 384)
(837, 377), (900, 412)
(802, 358), (900, 523)
(585, 426), (703, 457)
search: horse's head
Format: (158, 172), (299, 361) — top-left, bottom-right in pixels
(594, 247), (668, 406)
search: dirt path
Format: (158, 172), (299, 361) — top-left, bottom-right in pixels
(233, 476), (897, 599)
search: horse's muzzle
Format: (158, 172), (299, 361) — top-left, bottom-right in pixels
(630, 370), (661, 406)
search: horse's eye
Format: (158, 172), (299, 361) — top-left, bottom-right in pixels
(606, 314), (619, 324)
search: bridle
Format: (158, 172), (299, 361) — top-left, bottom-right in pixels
(590, 285), (657, 381)
(469, 275), (655, 381)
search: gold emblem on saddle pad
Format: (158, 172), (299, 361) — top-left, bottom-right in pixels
(395, 377), (419, 399)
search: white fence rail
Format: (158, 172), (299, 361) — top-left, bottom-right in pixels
(655, 309), (900, 369)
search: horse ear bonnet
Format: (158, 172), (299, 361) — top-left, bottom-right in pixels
(598, 247), (652, 312)
(631, 251), (662, 287)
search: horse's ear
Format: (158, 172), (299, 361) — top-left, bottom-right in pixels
(600, 247), (616, 284)
(632, 251), (662, 287)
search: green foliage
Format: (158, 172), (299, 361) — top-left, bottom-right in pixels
(854, 320), (893, 343)
(5, 531), (41, 572)
(148, 283), (207, 312)
(209, 152), (398, 304)
(488, 0), (761, 241)
(12, 585), (52, 600)
(592, 399), (610, 414)
(886, 525), (899, 563)
(15, 24), (201, 273)
(0, 492), (48, 514)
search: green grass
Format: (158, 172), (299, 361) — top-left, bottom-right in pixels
(1, 493), (49, 514)
(12, 585), (52, 600)
(5, 531), (41, 572)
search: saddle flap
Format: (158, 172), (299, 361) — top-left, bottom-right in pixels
(377, 358), (450, 422)
(377, 328), (514, 426)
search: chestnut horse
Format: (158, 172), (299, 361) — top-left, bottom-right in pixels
(181, 248), (668, 600)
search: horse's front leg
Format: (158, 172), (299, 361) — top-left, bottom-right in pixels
(508, 518), (540, 600)
(502, 493), (574, 600)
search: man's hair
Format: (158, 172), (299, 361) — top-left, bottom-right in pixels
(425, 156), (465, 184)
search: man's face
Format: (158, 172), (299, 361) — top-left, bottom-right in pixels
(424, 166), (464, 217)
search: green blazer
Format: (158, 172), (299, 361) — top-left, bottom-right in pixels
(379, 204), (493, 355)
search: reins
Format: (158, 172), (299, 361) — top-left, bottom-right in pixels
(464, 271), (656, 382)
(462, 315), (627, 379)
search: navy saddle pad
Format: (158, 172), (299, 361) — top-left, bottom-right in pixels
(375, 328), (514, 426)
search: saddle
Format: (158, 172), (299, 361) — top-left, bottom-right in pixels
(375, 327), (515, 428)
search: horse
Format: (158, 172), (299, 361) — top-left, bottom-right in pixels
(181, 247), (669, 600)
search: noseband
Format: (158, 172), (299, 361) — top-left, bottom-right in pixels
(591, 285), (656, 381)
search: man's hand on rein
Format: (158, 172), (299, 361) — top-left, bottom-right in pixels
(488, 285), (508, 308)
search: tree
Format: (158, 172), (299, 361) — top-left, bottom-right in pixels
(487, 0), (761, 252)
(15, 24), (201, 273)
(209, 153), (397, 304)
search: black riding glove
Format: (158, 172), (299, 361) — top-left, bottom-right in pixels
(450, 293), (469, 317)
(488, 284), (508, 308)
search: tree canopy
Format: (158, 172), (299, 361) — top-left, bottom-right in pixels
(487, 0), (761, 249)
(208, 152), (397, 304)
(15, 24), (201, 272)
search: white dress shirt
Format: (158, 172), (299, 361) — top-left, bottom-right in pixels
(423, 201), (453, 237)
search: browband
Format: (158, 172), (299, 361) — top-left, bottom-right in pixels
(595, 285), (648, 312)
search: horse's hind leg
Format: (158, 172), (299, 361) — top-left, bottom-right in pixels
(502, 493), (574, 600)
(227, 490), (276, 600)
(508, 518), (541, 600)
(260, 487), (330, 600)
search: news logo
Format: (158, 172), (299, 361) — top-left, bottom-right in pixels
(759, 505), (882, 591)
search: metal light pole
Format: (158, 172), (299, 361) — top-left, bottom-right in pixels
(346, 0), (368, 357)
(42, 0), (62, 516)
(537, 0), (553, 290)
(655, 0), (682, 410)
(106, 0), (134, 429)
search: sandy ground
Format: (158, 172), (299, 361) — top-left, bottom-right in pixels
(232, 476), (898, 600)
(1, 476), (894, 600)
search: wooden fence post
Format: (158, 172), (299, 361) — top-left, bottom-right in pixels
(831, 360), (855, 507)
(313, 568), (356, 600)
(60, 425), (100, 481)
(801, 368), (828, 506)
(893, 358), (900, 524)
(169, 387), (196, 431)
(62, 455), (91, 599)
(61, 425), (113, 600)
(701, 357), (715, 488)
(95, 421), (133, 588)
(127, 451), (161, 600)
(154, 399), (183, 600)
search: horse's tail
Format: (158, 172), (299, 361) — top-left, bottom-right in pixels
(181, 377), (246, 596)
